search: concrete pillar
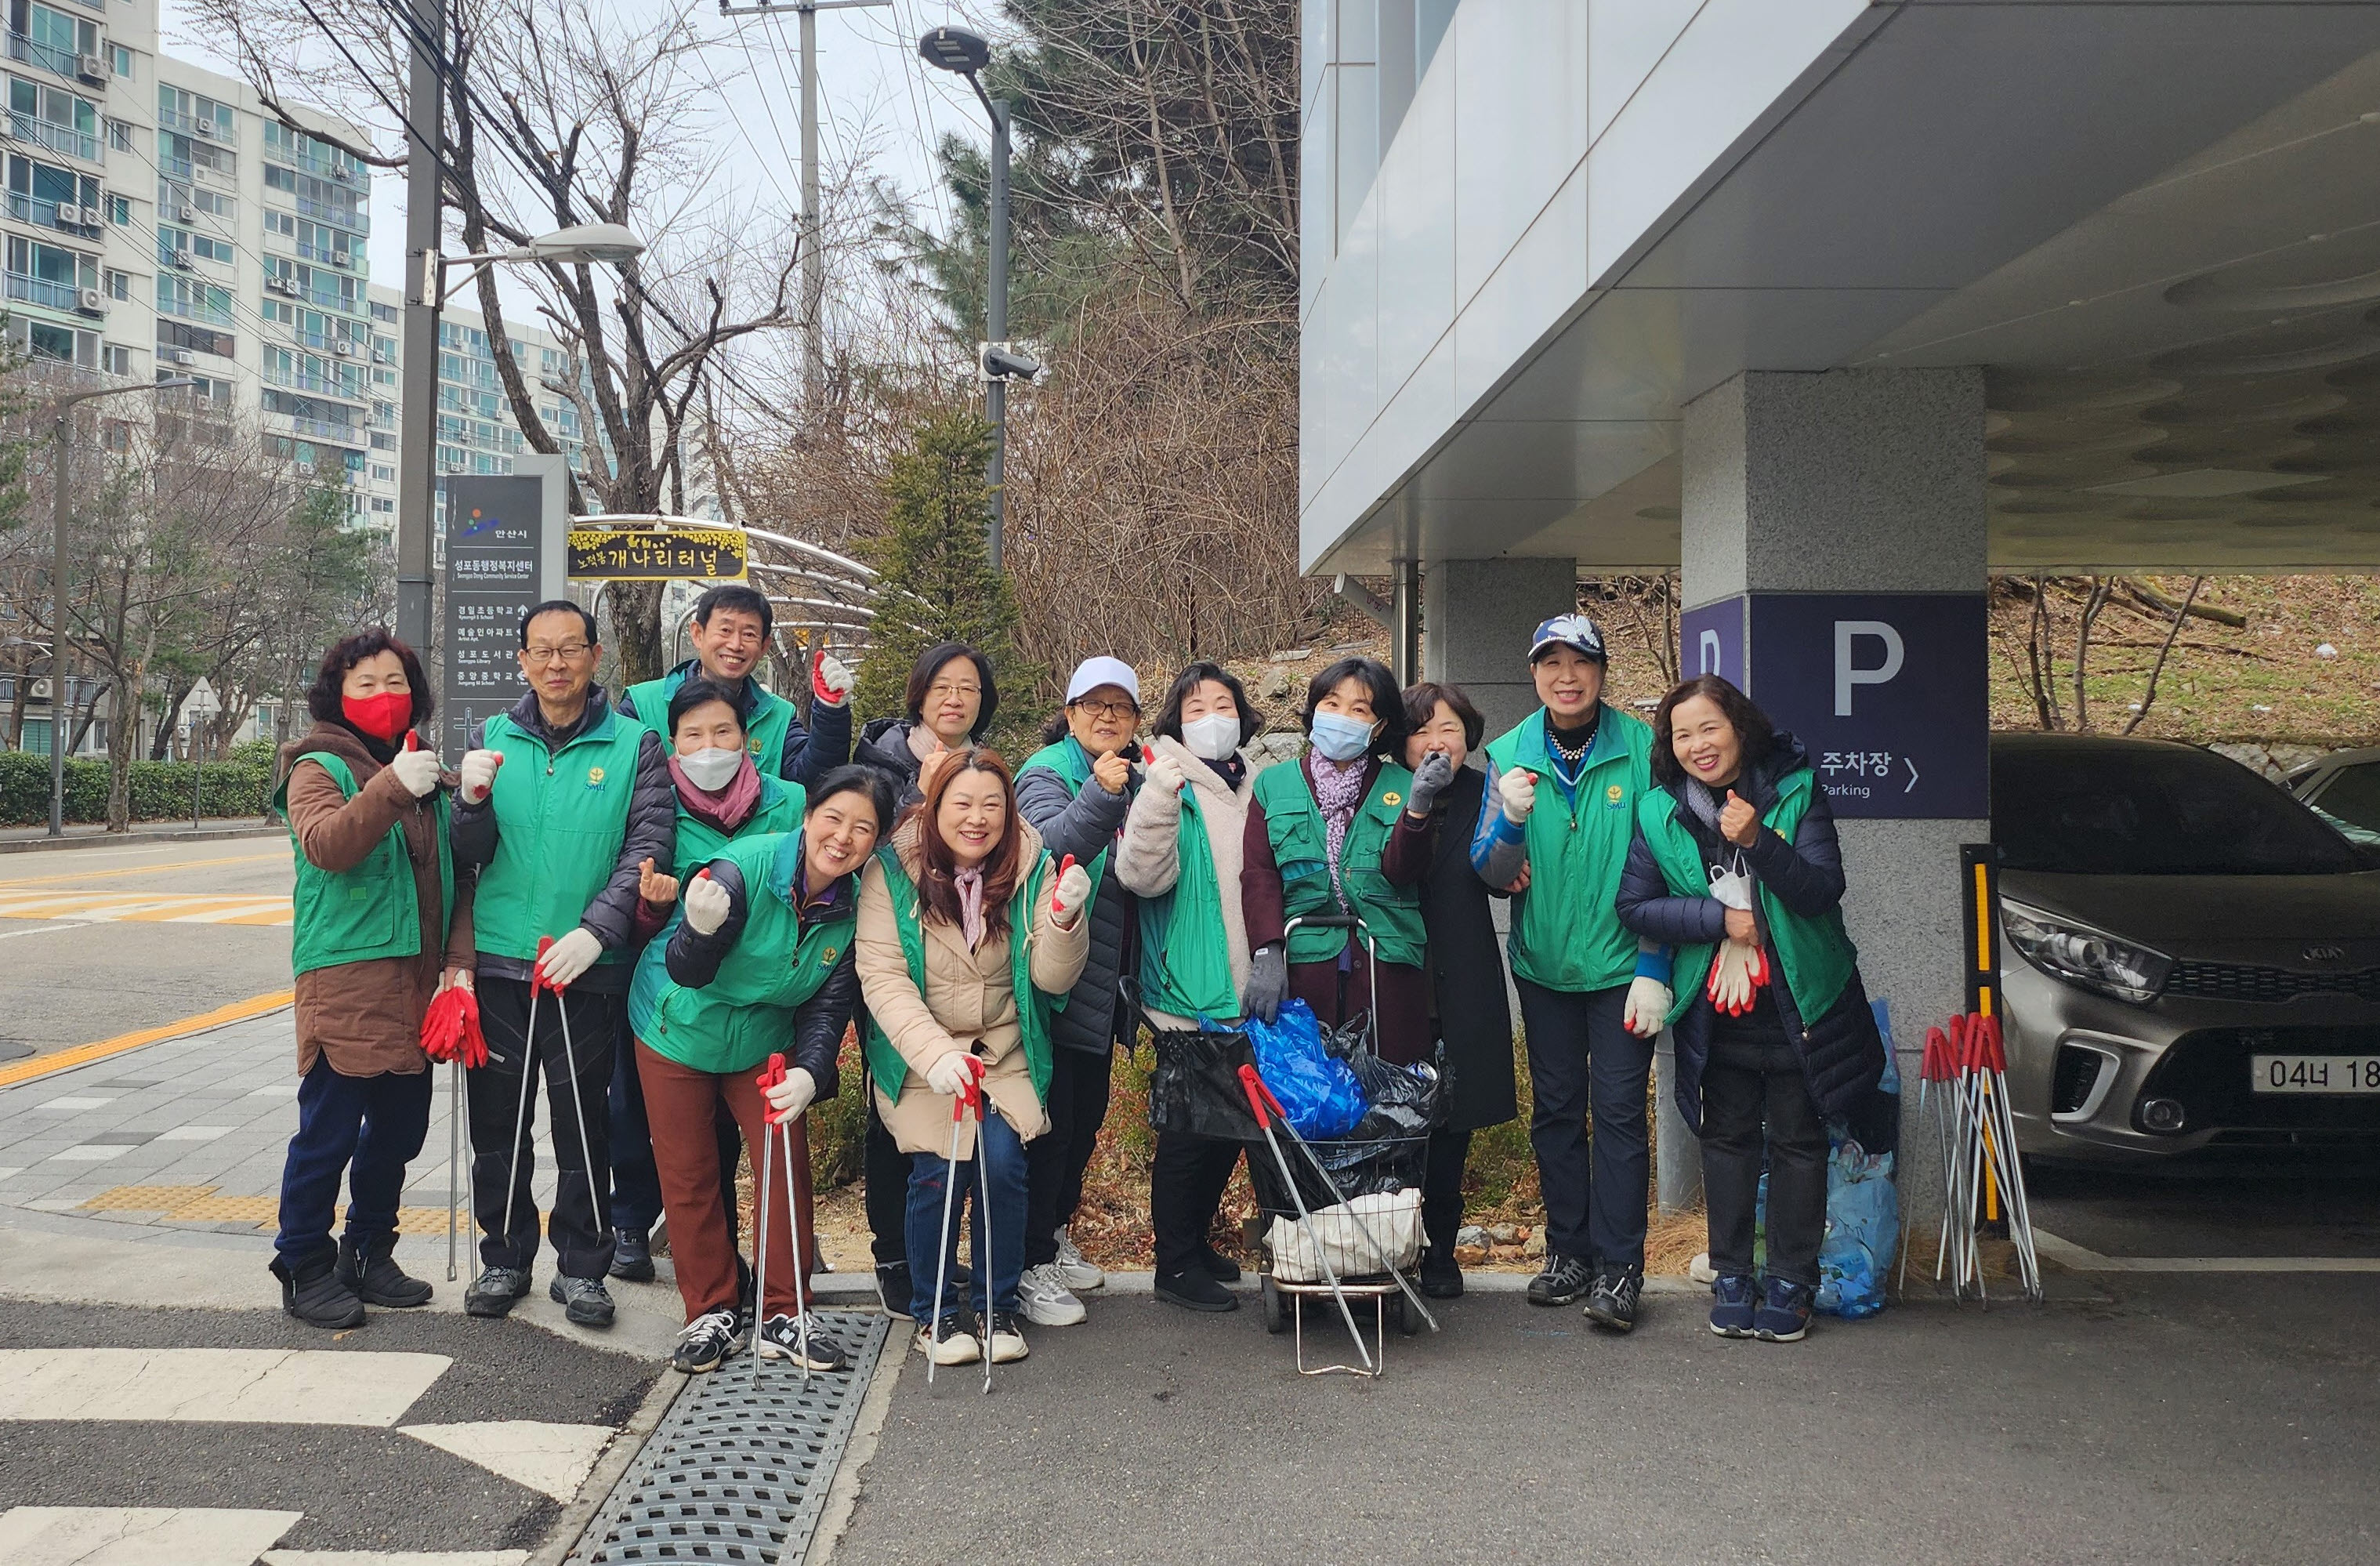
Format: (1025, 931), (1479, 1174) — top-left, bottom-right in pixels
(1678, 368), (1991, 1236)
(1421, 556), (1577, 738)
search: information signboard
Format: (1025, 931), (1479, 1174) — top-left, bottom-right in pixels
(441, 466), (563, 763)
(567, 527), (748, 582)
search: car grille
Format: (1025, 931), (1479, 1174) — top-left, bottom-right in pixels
(2164, 960), (2380, 1005)
(2136, 1027), (2380, 1135)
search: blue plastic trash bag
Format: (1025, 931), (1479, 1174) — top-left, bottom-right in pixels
(1814, 1137), (1897, 1319)
(1244, 999), (1366, 1140)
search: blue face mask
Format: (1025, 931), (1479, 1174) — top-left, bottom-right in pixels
(1309, 710), (1377, 762)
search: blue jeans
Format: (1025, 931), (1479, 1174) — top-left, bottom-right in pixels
(903, 1105), (1027, 1321)
(274, 1057), (433, 1269)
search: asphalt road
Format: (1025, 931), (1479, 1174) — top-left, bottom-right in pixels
(0, 836), (293, 1063)
(831, 1278), (2380, 1566)
(2029, 1154), (2380, 1258)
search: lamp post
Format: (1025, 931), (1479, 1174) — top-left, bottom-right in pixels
(918, 25), (1019, 573)
(45, 375), (198, 837)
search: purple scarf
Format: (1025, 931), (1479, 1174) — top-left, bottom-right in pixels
(1309, 752), (1368, 908)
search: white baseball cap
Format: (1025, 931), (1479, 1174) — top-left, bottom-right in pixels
(1065, 655), (1140, 705)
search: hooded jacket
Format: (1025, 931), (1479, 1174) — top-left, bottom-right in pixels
(1014, 739), (1137, 1057)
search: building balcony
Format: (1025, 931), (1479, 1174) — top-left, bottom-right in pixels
(292, 194), (368, 234)
(263, 366), (364, 404)
(5, 193), (100, 240)
(5, 270), (85, 314)
(157, 107), (234, 144)
(5, 31), (82, 83)
(158, 294), (234, 328)
(9, 112), (99, 165)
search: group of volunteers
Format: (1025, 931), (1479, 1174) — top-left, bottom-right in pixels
(269, 582), (1886, 1372)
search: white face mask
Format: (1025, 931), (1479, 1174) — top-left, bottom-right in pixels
(1181, 713), (1240, 762)
(678, 745), (744, 792)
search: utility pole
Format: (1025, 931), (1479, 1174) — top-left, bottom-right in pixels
(983, 95), (1009, 574)
(395, 1), (445, 658)
(720, 0), (890, 428)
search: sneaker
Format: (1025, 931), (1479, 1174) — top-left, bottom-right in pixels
(272, 1252), (364, 1330)
(1754, 1278), (1813, 1343)
(672, 1308), (743, 1373)
(756, 1314), (849, 1372)
(1418, 1246), (1465, 1300)
(550, 1273), (616, 1328)
(1583, 1267), (1643, 1333)
(1018, 1263), (1088, 1327)
(336, 1234), (431, 1309)
(984, 1309), (1030, 1364)
(875, 1261), (915, 1319)
(1708, 1274), (1757, 1339)
(915, 1311), (981, 1365)
(609, 1228), (655, 1283)
(1526, 1252), (1592, 1307)
(1197, 1245), (1242, 1283)
(1052, 1227), (1104, 1292)
(1154, 1267), (1238, 1312)
(464, 1265), (531, 1318)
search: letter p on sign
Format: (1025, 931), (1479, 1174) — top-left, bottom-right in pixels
(1834, 620), (1904, 716)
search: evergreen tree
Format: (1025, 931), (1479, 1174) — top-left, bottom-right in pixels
(854, 411), (1038, 740)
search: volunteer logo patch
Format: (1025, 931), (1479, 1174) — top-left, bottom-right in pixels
(1606, 784), (1625, 803)
(586, 766), (607, 788)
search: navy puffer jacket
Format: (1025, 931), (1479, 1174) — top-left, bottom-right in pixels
(1614, 736), (1885, 1133)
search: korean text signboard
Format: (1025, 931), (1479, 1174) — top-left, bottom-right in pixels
(1687, 592), (1987, 820)
(567, 527), (748, 582)
(441, 469), (563, 764)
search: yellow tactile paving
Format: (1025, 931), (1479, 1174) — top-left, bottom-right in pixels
(78, 1185), (521, 1237)
(118, 900), (289, 923)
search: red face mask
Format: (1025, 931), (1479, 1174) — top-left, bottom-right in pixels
(342, 691), (415, 744)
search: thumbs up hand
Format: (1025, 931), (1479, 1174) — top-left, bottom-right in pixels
(1719, 788), (1759, 848)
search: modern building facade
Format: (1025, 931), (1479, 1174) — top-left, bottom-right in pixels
(1302, 2), (2380, 1203)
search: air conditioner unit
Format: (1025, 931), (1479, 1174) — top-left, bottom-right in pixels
(29, 678), (51, 701)
(371, 347), (389, 364)
(330, 253), (350, 269)
(189, 167), (208, 184)
(52, 205), (78, 227)
(176, 205), (194, 222)
(332, 340), (353, 356)
(190, 120), (213, 139)
(168, 252), (193, 270)
(168, 349), (194, 365)
(77, 287), (100, 312)
(270, 277), (298, 295)
(76, 55), (106, 84)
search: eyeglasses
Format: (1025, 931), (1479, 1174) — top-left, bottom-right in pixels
(522, 643), (592, 665)
(927, 682), (981, 700)
(1072, 699), (1138, 720)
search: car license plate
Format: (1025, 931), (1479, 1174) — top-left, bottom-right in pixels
(2250, 1054), (2380, 1094)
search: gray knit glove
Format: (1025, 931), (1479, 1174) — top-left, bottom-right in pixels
(1407, 751), (1454, 817)
(1242, 944), (1288, 1026)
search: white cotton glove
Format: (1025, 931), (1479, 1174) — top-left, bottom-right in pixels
(1624, 976), (1672, 1039)
(387, 746), (441, 798)
(683, 871), (731, 936)
(812, 650), (855, 709)
(458, 749), (503, 805)
(766, 1065), (817, 1121)
(925, 1050), (978, 1098)
(1143, 748), (1185, 798)
(1707, 941), (1761, 1017)
(1050, 854), (1092, 928)
(1499, 766), (1538, 824)
(536, 926), (604, 989)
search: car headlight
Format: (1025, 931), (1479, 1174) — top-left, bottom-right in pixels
(2000, 899), (2172, 1006)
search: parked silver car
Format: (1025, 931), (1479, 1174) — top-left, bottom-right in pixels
(2284, 745), (2380, 849)
(1992, 734), (2380, 1161)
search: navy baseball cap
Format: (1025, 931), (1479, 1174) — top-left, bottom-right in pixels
(1527, 613), (1607, 663)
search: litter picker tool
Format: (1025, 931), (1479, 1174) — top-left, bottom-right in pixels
(753, 1051), (815, 1386)
(1238, 1064), (1373, 1372)
(926, 1054), (987, 1389)
(494, 937), (556, 1267)
(541, 934), (607, 1256)
(421, 981), (486, 1280)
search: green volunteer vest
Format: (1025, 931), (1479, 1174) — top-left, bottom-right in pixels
(1483, 705), (1655, 992)
(669, 776), (804, 881)
(629, 831), (855, 1075)
(625, 665), (797, 782)
(1249, 756), (1425, 968)
(1016, 736), (1113, 930)
(471, 707), (648, 966)
(861, 847), (1060, 1104)
(1136, 781), (1240, 1022)
(277, 752), (455, 977)
(1636, 768), (1859, 1028)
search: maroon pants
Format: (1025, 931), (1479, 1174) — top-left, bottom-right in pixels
(635, 1040), (816, 1322)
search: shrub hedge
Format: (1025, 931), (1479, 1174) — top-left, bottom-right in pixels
(0, 746), (280, 827)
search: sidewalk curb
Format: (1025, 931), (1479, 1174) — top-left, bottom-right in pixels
(802, 1324), (905, 1565)
(535, 1365), (688, 1566)
(0, 823), (281, 854)
(0, 990), (294, 1089)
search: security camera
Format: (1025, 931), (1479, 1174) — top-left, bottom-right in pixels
(979, 342), (1044, 383)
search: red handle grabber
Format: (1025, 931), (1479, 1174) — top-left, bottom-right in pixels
(756, 1050), (789, 1126)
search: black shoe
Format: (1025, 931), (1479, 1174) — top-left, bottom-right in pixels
(550, 1273), (616, 1327)
(336, 1234), (432, 1309)
(756, 1314), (849, 1372)
(672, 1308), (743, 1374)
(1708, 1274), (1757, 1339)
(609, 1228), (655, 1283)
(1154, 1268), (1238, 1312)
(1754, 1277), (1813, 1343)
(272, 1252), (364, 1330)
(1197, 1245), (1242, 1283)
(875, 1261), (915, 1319)
(1527, 1252), (1592, 1307)
(1584, 1267), (1643, 1333)
(1418, 1246), (1465, 1300)
(464, 1264), (531, 1318)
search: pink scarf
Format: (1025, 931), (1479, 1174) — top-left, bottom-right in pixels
(953, 866), (988, 951)
(668, 752), (763, 837)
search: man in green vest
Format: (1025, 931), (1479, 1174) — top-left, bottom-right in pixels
(618, 583), (853, 787)
(1471, 613), (1675, 1334)
(451, 599), (675, 1329)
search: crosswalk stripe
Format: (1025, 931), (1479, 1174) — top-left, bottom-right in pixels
(119, 899), (290, 923)
(0, 1349), (449, 1426)
(0, 1506), (302, 1566)
(213, 905), (298, 926)
(0, 892), (292, 926)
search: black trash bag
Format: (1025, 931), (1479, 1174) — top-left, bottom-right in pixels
(1345, 1052), (1444, 1142)
(1248, 1130), (1430, 1211)
(1147, 1027), (1262, 1141)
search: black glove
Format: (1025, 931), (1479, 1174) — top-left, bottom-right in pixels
(1242, 943), (1288, 1025)
(1407, 751), (1454, 817)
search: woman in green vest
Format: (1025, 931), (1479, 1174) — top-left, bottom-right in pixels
(855, 748), (1091, 1368)
(632, 765), (895, 1376)
(1616, 674), (1886, 1344)
(271, 631), (470, 1329)
(1241, 656), (1431, 1060)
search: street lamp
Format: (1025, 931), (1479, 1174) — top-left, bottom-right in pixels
(396, 222), (647, 659)
(918, 24), (1027, 574)
(44, 374), (197, 837)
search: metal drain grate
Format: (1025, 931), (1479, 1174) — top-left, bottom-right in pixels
(571, 1310), (892, 1564)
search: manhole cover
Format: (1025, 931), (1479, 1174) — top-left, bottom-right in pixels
(0, 1041), (34, 1064)
(571, 1310), (890, 1564)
